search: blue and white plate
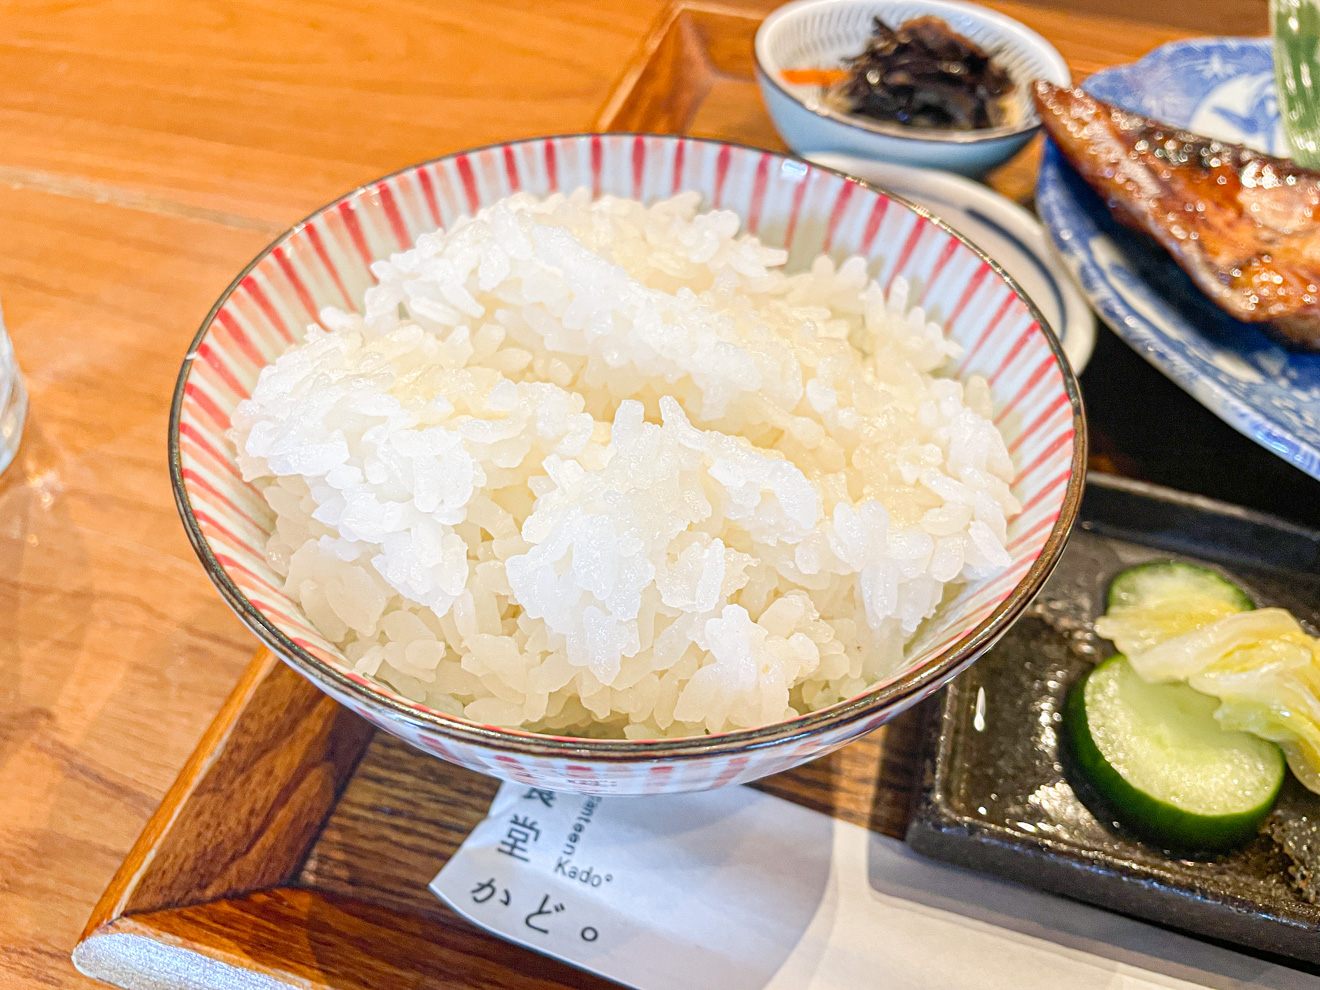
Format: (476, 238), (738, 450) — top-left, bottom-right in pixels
(1037, 38), (1320, 481)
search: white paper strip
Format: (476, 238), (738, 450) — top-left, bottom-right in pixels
(432, 783), (1318, 990)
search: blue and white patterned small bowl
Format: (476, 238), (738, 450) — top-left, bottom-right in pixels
(755, 0), (1071, 176)
(1037, 38), (1320, 481)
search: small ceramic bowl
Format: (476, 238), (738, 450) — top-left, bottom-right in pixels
(755, 0), (1071, 176)
(170, 134), (1085, 795)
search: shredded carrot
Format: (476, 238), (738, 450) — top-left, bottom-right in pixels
(780, 68), (849, 86)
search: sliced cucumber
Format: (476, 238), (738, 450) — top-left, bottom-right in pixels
(1064, 654), (1285, 853)
(1096, 561), (1255, 656)
(1107, 561), (1254, 613)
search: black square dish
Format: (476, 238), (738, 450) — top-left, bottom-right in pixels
(906, 474), (1320, 966)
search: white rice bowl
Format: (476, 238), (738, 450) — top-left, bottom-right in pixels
(230, 189), (1019, 739)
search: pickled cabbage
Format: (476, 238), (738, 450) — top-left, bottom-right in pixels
(1121, 608), (1320, 795)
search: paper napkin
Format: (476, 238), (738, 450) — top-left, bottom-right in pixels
(432, 783), (1318, 990)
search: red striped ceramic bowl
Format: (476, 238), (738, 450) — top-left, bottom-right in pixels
(170, 134), (1085, 795)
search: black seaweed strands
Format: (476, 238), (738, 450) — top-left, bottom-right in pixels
(827, 16), (1014, 131)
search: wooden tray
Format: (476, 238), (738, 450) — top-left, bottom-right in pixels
(73, 3), (1318, 987)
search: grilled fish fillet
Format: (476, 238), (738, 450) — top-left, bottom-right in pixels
(1034, 80), (1320, 350)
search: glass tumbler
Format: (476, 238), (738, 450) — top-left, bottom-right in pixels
(0, 299), (27, 475)
(1273, 0), (1320, 166)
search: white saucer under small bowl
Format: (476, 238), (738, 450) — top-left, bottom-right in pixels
(755, 0), (1070, 176)
(807, 152), (1095, 372)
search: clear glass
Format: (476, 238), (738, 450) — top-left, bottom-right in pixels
(1273, 0), (1320, 166)
(0, 299), (28, 475)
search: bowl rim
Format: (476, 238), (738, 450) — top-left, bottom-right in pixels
(753, 0), (1071, 145)
(168, 131), (1087, 762)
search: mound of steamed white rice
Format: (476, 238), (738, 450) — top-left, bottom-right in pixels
(230, 189), (1018, 739)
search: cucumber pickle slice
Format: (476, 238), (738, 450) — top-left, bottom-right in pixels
(1064, 654), (1285, 853)
(1107, 561), (1255, 614)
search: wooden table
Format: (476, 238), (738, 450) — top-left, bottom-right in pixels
(0, 1), (1302, 988)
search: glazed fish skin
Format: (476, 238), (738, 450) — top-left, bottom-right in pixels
(1033, 80), (1320, 349)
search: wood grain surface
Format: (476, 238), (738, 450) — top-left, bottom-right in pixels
(0, 0), (669, 228)
(0, 1), (1291, 988)
(81, 652), (373, 935)
(0, 185), (270, 990)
